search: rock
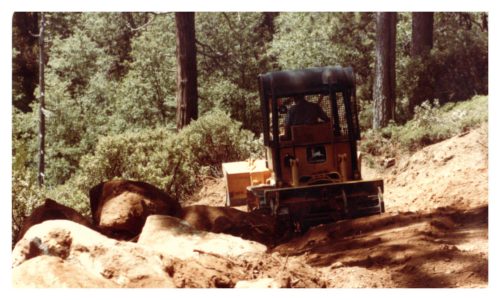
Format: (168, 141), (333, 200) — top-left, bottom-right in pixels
(443, 155), (455, 163)
(16, 198), (93, 242)
(384, 158), (396, 168)
(89, 179), (182, 239)
(179, 205), (276, 245)
(138, 215), (267, 260)
(12, 220), (175, 288)
(235, 277), (281, 288)
(12, 256), (119, 288)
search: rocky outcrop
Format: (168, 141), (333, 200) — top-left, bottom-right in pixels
(12, 256), (119, 288)
(16, 198), (93, 242)
(12, 220), (176, 288)
(89, 179), (182, 239)
(138, 215), (267, 260)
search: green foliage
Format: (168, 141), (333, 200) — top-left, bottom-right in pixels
(397, 96), (488, 150)
(397, 12), (488, 111)
(76, 110), (261, 202)
(12, 131), (90, 243)
(12, 143), (44, 243)
(360, 95), (488, 159)
(196, 12), (272, 133)
(79, 12), (151, 78)
(199, 78), (262, 133)
(271, 12), (375, 100)
(114, 14), (177, 130)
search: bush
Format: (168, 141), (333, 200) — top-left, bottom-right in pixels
(12, 166), (44, 244)
(12, 148), (89, 244)
(76, 110), (262, 202)
(396, 96), (488, 151)
(360, 95), (488, 160)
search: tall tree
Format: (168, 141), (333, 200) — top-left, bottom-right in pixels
(373, 12), (397, 129)
(175, 12), (198, 130)
(411, 12), (434, 56)
(12, 12), (39, 112)
(37, 13), (46, 186)
(409, 12), (434, 110)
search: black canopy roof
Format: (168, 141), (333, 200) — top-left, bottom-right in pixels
(258, 66), (355, 98)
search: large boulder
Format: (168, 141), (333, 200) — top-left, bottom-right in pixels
(138, 215), (267, 260)
(179, 205), (277, 246)
(16, 198), (93, 242)
(12, 256), (119, 288)
(12, 220), (176, 288)
(89, 179), (182, 239)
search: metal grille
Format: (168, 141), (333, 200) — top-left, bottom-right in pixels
(277, 97), (291, 136)
(275, 95), (334, 137)
(272, 93), (358, 140)
(349, 91), (361, 139)
(335, 93), (349, 137)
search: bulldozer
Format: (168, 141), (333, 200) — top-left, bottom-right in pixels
(222, 66), (384, 231)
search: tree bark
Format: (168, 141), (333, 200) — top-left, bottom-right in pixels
(12, 12), (39, 112)
(175, 12), (198, 130)
(411, 12), (434, 57)
(373, 12), (397, 129)
(409, 12), (434, 110)
(38, 12), (46, 186)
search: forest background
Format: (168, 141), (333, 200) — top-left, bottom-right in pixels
(2, 5), (492, 245)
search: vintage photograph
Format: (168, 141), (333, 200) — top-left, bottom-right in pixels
(10, 10), (488, 288)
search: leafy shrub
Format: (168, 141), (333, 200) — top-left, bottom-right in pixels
(12, 165), (44, 244)
(76, 110), (261, 202)
(396, 96), (488, 151)
(12, 145), (89, 244)
(360, 95), (488, 160)
(199, 79), (262, 134)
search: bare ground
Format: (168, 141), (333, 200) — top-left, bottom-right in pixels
(184, 123), (488, 288)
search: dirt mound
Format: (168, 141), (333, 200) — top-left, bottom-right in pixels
(274, 205), (487, 287)
(184, 176), (227, 207)
(267, 125), (489, 287)
(364, 124), (488, 212)
(13, 256), (119, 288)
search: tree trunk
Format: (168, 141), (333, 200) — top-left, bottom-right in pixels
(12, 12), (39, 112)
(373, 12), (397, 129)
(411, 12), (434, 57)
(38, 12), (46, 186)
(175, 12), (198, 130)
(410, 12), (434, 110)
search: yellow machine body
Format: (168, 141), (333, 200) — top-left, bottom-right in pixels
(222, 66), (385, 230)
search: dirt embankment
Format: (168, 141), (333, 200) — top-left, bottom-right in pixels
(363, 123), (488, 213)
(190, 124), (489, 288)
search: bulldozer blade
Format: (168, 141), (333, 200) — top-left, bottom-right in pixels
(263, 179), (384, 229)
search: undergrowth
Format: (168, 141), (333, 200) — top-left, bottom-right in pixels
(360, 95), (488, 165)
